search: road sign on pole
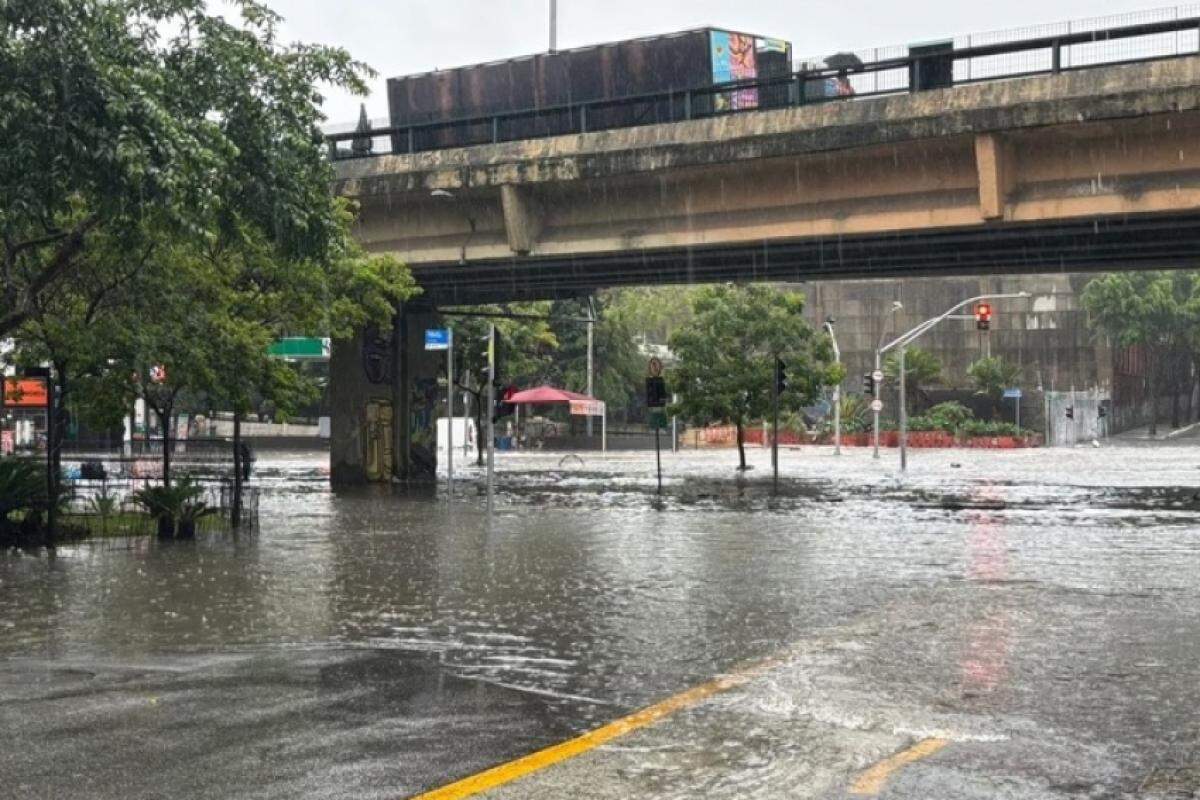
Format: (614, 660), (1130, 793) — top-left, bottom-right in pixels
(870, 399), (883, 413)
(425, 329), (450, 351)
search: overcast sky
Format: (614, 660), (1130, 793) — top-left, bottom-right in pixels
(259, 0), (1181, 124)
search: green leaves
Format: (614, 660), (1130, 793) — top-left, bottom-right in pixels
(3, 2), (418, 439)
(667, 285), (841, 430)
(967, 356), (1021, 401)
(1, 0), (376, 337)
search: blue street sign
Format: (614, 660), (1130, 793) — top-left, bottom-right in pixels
(424, 329), (450, 351)
(1003, 387), (1022, 399)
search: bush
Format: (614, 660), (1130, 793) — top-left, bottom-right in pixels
(927, 401), (974, 433)
(0, 459), (45, 520)
(837, 394), (872, 434)
(960, 419), (1024, 437)
(133, 478), (206, 539)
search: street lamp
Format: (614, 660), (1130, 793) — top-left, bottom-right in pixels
(824, 317), (841, 455)
(873, 301), (903, 459)
(430, 189), (475, 265)
(881, 292), (1030, 472)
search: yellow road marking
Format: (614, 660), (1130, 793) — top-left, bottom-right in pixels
(411, 657), (781, 800)
(850, 737), (949, 796)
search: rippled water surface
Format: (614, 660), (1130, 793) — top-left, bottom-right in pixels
(2, 443), (1199, 798)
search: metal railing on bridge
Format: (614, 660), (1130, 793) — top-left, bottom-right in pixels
(327, 7), (1200, 159)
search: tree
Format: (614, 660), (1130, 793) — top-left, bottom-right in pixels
(0, 0), (370, 338)
(668, 285), (842, 470)
(967, 356), (1022, 416)
(449, 305), (558, 465)
(883, 347), (942, 412)
(4, 1), (416, 533)
(548, 295), (643, 419)
(1083, 272), (1195, 435)
(606, 286), (697, 345)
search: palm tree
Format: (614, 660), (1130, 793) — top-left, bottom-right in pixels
(883, 347), (942, 412)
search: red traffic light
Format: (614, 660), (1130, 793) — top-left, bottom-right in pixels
(974, 303), (993, 331)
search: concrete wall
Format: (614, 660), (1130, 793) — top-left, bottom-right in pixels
(804, 272), (1110, 397)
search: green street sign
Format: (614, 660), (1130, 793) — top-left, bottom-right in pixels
(268, 337), (330, 360)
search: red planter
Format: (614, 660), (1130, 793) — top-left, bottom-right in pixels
(906, 431), (956, 448)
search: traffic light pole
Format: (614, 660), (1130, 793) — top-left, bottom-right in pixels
(881, 292), (1029, 473)
(772, 366), (780, 491)
(898, 345), (908, 473)
(872, 350), (882, 459)
(486, 324), (496, 513)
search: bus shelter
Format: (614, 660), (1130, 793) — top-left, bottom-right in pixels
(507, 385), (606, 452)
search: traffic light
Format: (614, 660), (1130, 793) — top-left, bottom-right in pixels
(646, 376), (667, 408)
(974, 303), (992, 331)
(862, 373), (875, 394)
(493, 384), (516, 422)
(774, 358), (787, 394)
(489, 326), (503, 383)
(1065, 406), (1075, 420)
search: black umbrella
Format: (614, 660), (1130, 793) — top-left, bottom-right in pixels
(824, 52), (864, 71)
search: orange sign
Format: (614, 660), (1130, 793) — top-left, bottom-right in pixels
(3, 378), (48, 408)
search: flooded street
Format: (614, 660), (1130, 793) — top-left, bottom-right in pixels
(2, 442), (1199, 798)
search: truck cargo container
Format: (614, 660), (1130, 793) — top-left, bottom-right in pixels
(387, 28), (791, 152)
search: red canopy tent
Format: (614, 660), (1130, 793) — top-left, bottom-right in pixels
(507, 386), (593, 405)
(506, 385), (606, 451)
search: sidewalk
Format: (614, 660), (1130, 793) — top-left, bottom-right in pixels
(1114, 420), (1200, 441)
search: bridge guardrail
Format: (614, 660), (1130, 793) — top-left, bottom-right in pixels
(327, 11), (1200, 159)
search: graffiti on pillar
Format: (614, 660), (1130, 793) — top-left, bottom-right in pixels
(409, 377), (439, 478)
(363, 399), (394, 482)
(361, 326), (392, 385)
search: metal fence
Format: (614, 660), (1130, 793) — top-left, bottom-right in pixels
(59, 477), (259, 537)
(327, 9), (1200, 158)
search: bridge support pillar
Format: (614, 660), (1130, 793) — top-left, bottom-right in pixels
(500, 184), (544, 255)
(975, 133), (1015, 220)
(329, 302), (442, 486)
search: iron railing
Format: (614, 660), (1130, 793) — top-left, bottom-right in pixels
(327, 10), (1200, 159)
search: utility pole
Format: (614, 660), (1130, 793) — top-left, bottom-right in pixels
(45, 370), (56, 545)
(586, 305), (594, 438)
(898, 346), (908, 473)
(825, 319), (841, 455)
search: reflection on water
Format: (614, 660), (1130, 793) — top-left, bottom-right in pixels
(2, 446), (1200, 737)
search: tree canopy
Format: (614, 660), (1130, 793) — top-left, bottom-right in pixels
(1, 0), (417, 529)
(667, 285), (842, 469)
(1, 0), (372, 337)
(1082, 271), (1200, 433)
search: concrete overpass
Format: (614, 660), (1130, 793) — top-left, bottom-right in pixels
(328, 38), (1200, 485)
(334, 55), (1200, 306)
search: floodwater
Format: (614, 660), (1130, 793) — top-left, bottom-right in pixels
(1, 441), (1199, 798)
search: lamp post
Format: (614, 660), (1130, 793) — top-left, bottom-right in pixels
(873, 301), (903, 459)
(882, 292), (1029, 472)
(824, 318), (841, 455)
